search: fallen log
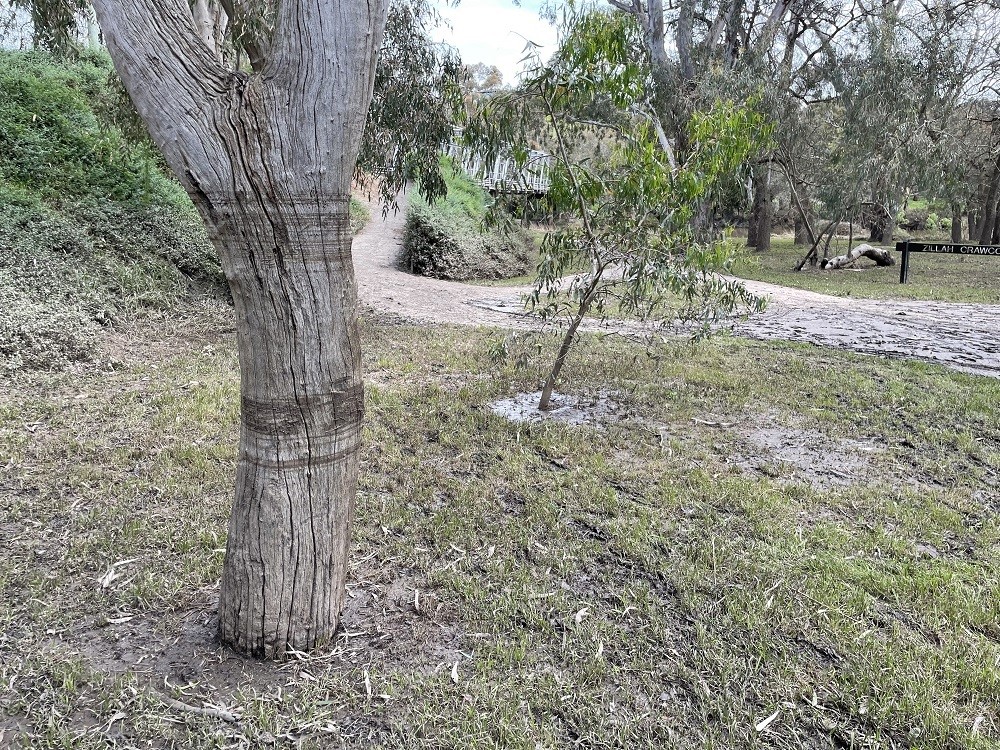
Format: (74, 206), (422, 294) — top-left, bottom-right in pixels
(821, 243), (895, 270)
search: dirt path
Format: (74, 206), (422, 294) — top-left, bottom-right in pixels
(352, 199), (536, 327)
(352, 199), (1000, 378)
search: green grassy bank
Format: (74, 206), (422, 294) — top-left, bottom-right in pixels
(0, 50), (228, 371)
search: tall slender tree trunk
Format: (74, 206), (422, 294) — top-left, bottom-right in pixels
(747, 163), (772, 251)
(793, 216), (809, 245)
(783, 168), (814, 246)
(86, 6), (101, 48)
(951, 204), (963, 243)
(792, 179), (814, 246)
(92, 0), (389, 659)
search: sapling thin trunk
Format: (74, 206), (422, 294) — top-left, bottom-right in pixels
(538, 272), (602, 411)
(535, 85), (605, 411)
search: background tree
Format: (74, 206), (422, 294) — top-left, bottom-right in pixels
(357, 0), (464, 208)
(600, 0), (859, 249)
(597, 0), (1000, 261)
(460, 61), (504, 114)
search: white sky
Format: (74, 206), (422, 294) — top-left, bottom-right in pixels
(435, 0), (557, 84)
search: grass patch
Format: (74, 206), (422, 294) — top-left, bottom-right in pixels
(0, 310), (997, 748)
(732, 236), (1000, 303)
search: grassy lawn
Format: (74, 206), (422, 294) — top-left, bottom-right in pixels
(731, 236), (1000, 304)
(1, 307), (998, 748)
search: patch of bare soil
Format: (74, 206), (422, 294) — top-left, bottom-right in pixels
(728, 418), (882, 490)
(75, 573), (461, 685)
(489, 391), (621, 426)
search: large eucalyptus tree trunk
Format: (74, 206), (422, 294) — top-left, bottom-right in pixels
(92, 0), (389, 659)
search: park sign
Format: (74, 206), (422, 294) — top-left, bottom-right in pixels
(895, 240), (1000, 283)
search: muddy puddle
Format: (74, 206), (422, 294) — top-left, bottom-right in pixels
(733, 423), (883, 490)
(489, 391), (620, 426)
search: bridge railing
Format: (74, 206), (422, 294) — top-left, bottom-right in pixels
(445, 141), (553, 195)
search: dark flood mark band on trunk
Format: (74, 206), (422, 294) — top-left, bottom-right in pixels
(242, 440), (362, 470)
(241, 385), (365, 435)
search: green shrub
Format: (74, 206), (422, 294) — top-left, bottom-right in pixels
(0, 50), (225, 371)
(403, 161), (534, 280)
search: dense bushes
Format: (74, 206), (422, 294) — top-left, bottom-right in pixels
(0, 50), (225, 370)
(403, 161), (534, 281)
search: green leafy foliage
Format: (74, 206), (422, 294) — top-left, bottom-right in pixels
(349, 197), (371, 235)
(0, 50), (224, 371)
(10, 0), (88, 57)
(355, 0), (464, 209)
(0, 49), (181, 204)
(403, 160), (534, 281)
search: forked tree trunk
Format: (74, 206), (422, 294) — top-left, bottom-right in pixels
(92, 0), (389, 659)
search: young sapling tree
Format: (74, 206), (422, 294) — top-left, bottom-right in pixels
(468, 9), (768, 410)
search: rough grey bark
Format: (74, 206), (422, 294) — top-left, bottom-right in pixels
(91, 0), (389, 659)
(951, 205), (963, 243)
(192, 0), (213, 48)
(783, 168), (814, 246)
(676, 0), (694, 82)
(747, 163), (772, 250)
(868, 204), (894, 244)
(793, 216), (808, 245)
